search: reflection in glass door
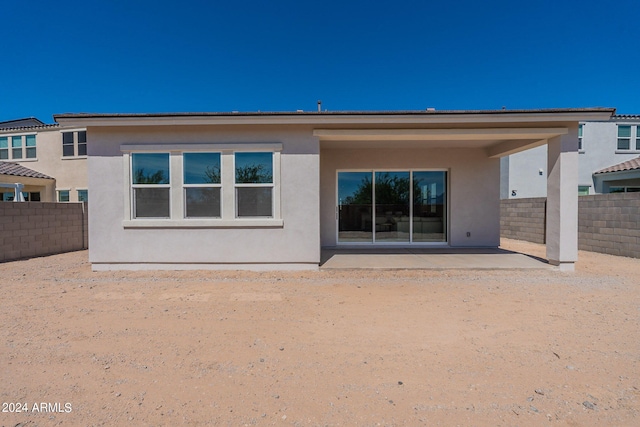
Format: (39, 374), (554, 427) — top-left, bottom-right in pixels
(337, 170), (447, 244)
(412, 171), (447, 242)
(375, 171), (410, 242)
(338, 172), (373, 242)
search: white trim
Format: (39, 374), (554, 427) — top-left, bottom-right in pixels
(122, 218), (283, 228)
(56, 110), (614, 128)
(124, 147), (282, 225)
(121, 143), (283, 153)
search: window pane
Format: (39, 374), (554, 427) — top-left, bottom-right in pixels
(26, 147), (36, 158)
(413, 171), (447, 242)
(375, 171), (410, 242)
(0, 149), (7, 160)
(338, 171), (373, 242)
(63, 144), (75, 156)
(185, 187), (221, 217)
(12, 148), (22, 159)
(78, 131), (86, 143)
(62, 132), (74, 144)
(58, 190), (70, 202)
(578, 124), (583, 138)
(235, 152), (273, 183)
(236, 187), (272, 217)
(77, 143), (87, 156)
(78, 190), (88, 202)
(618, 126), (631, 138)
(11, 136), (22, 147)
(134, 188), (170, 218)
(30, 192), (41, 202)
(0, 137), (7, 148)
(184, 153), (221, 184)
(25, 135), (36, 147)
(618, 139), (630, 150)
(132, 153), (170, 184)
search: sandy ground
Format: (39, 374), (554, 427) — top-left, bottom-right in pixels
(1, 239), (639, 427)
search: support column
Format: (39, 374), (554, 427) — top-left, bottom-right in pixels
(546, 127), (579, 271)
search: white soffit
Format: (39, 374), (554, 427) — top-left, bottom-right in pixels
(312, 128), (568, 141)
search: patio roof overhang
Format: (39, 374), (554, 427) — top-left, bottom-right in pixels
(313, 127), (569, 157)
(55, 108), (613, 158)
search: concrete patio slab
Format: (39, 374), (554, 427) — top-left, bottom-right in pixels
(320, 248), (552, 270)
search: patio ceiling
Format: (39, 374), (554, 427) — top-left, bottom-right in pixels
(314, 127), (569, 158)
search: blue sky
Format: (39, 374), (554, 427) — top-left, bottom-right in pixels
(3, 0), (639, 123)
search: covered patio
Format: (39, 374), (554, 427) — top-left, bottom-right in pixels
(320, 246), (551, 269)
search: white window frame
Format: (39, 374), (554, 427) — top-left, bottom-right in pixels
(0, 133), (37, 161)
(183, 152), (222, 219)
(60, 128), (88, 159)
(234, 152), (275, 218)
(130, 152), (171, 219)
(57, 189), (70, 202)
(77, 188), (88, 202)
(578, 124), (584, 152)
(121, 143), (282, 228)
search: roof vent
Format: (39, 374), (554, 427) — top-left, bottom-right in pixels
(296, 109), (304, 113)
(426, 107), (436, 112)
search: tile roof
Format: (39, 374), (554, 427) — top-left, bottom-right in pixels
(594, 157), (640, 174)
(0, 162), (54, 179)
(612, 114), (640, 120)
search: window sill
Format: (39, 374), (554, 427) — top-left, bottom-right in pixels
(122, 218), (284, 228)
(8, 158), (38, 162)
(61, 155), (87, 160)
(615, 150), (640, 154)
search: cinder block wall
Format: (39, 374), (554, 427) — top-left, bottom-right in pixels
(578, 193), (640, 258)
(499, 198), (546, 244)
(0, 202), (88, 262)
(501, 194), (640, 259)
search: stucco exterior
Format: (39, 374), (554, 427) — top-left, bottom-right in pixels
(54, 109), (614, 271)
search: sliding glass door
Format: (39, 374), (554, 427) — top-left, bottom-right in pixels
(337, 170), (447, 244)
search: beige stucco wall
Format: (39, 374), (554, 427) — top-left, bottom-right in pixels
(1, 127), (87, 202)
(320, 147), (501, 247)
(87, 125), (321, 268)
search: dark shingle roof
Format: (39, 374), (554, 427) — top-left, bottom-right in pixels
(0, 162), (54, 179)
(595, 157), (640, 174)
(0, 117), (58, 132)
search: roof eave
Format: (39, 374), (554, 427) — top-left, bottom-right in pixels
(54, 108), (616, 128)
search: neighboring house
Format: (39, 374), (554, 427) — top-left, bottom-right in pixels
(54, 108), (614, 271)
(0, 162), (54, 201)
(0, 118), (88, 202)
(593, 156), (640, 193)
(501, 114), (640, 198)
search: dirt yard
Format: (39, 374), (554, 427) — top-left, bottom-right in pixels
(1, 239), (639, 426)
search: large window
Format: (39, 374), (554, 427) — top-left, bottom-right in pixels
(0, 134), (36, 160)
(183, 152), (221, 218)
(235, 152), (273, 217)
(131, 153), (170, 218)
(123, 144), (282, 227)
(338, 170), (447, 244)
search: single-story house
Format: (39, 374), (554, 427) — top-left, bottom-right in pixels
(54, 108), (615, 271)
